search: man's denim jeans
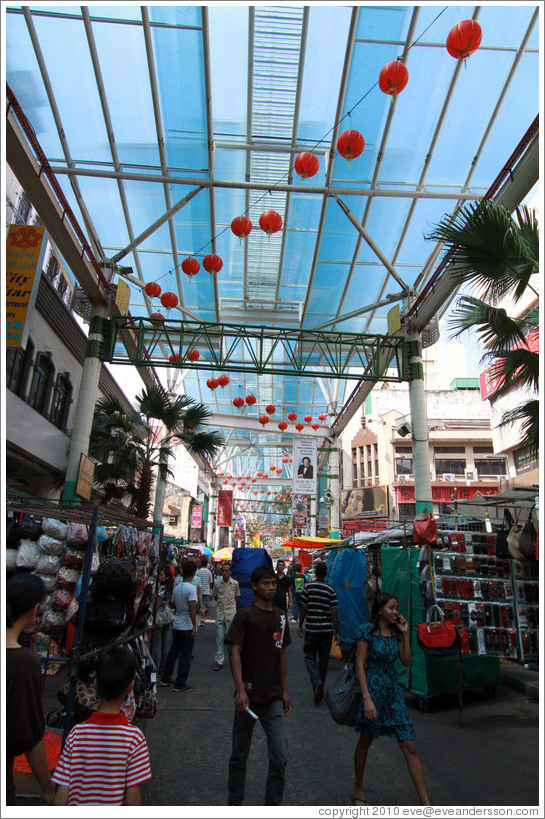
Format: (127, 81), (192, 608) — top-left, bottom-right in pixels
(161, 628), (194, 685)
(303, 631), (332, 688)
(228, 699), (288, 805)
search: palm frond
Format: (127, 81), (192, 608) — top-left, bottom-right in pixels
(500, 399), (539, 458)
(447, 296), (528, 352)
(481, 347), (539, 395)
(180, 430), (224, 459)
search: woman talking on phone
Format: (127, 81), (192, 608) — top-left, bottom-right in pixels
(353, 592), (430, 806)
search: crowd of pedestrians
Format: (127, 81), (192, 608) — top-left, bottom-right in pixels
(6, 556), (431, 807)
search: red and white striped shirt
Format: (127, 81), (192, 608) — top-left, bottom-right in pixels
(53, 712), (151, 805)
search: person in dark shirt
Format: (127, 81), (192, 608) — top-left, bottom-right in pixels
(298, 561), (340, 705)
(225, 565), (292, 806)
(272, 559), (293, 612)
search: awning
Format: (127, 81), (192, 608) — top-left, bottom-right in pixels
(281, 536), (345, 550)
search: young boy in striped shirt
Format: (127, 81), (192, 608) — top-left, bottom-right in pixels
(53, 645), (151, 805)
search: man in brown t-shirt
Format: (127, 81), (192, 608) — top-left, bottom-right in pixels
(225, 565), (292, 806)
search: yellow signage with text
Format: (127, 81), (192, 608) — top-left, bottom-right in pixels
(6, 225), (48, 347)
(76, 454), (95, 500)
(115, 278), (131, 314)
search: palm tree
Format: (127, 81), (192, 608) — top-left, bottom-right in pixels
(89, 385), (224, 519)
(426, 199), (539, 456)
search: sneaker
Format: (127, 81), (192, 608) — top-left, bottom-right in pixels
(313, 683), (324, 705)
(213, 663), (223, 671)
(173, 683), (194, 692)
(159, 677), (173, 687)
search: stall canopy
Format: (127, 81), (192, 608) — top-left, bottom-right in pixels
(282, 536), (345, 550)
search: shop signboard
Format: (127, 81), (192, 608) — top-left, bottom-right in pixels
(217, 489), (233, 526)
(397, 485), (500, 504)
(6, 225), (48, 348)
(191, 504), (203, 527)
(292, 437), (317, 496)
(340, 486), (388, 519)
(76, 453), (95, 500)
(114, 278), (131, 314)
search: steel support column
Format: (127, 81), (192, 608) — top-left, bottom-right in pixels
(407, 332), (433, 514)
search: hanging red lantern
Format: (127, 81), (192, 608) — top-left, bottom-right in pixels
(182, 257), (200, 279)
(223, 479), (229, 484)
(245, 475), (251, 480)
(233, 396), (245, 408)
(287, 412), (297, 422)
(251, 477), (257, 483)
(295, 422), (304, 431)
(161, 291), (178, 310)
(231, 215), (252, 238)
(262, 473), (268, 479)
(337, 129), (365, 165)
(294, 152), (319, 181)
(241, 481), (246, 487)
(246, 394), (257, 406)
(202, 254), (223, 275)
(318, 413), (327, 422)
(265, 405), (276, 415)
(206, 377), (219, 390)
(278, 421), (288, 432)
(378, 61), (409, 96)
(218, 374), (230, 388)
(270, 464), (276, 472)
(282, 457), (289, 464)
(304, 414), (312, 423)
(446, 20), (482, 60)
(259, 415), (269, 426)
(267, 492), (271, 496)
(144, 281), (161, 298)
(311, 422), (320, 431)
(150, 312), (165, 325)
(169, 353), (181, 363)
(259, 210), (283, 238)
(257, 471), (263, 477)
(188, 349), (200, 362)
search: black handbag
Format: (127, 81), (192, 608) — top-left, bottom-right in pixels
(518, 508), (537, 561)
(72, 596), (131, 636)
(495, 509), (514, 559)
(19, 513), (43, 540)
(325, 663), (361, 726)
(91, 557), (137, 599)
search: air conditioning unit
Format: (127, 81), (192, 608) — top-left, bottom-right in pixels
(398, 475), (413, 484)
(442, 473), (457, 482)
(465, 469), (477, 482)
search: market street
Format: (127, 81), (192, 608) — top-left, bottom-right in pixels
(140, 606), (539, 808)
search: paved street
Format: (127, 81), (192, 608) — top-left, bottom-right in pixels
(140, 606), (539, 808)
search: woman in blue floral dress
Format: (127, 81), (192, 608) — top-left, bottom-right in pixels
(353, 592), (430, 806)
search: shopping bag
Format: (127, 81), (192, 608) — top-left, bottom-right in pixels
(325, 663), (361, 726)
(413, 513), (438, 545)
(417, 604), (459, 656)
(329, 635), (342, 660)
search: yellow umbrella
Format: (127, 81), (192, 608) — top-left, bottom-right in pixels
(213, 546), (234, 562)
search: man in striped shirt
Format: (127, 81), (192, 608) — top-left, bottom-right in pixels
(297, 561), (340, 705)
(53, 646), (151, 805)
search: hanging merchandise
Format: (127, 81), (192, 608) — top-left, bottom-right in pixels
(413, 512), (438, 545)
(416, 605), (460, 656)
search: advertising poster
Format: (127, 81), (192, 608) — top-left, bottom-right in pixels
(6, 225), (48, 348)
(191, 504), (203, 527)
(292, 437), (317, 496)
(217, 489), (233, 526)
(235, 513), (246, 541)
(340, 486), (388, 519)
(292, 494), (307, 528)
(251, 533), (261, 548)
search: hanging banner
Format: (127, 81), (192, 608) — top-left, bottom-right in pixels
(340, 486), (388, 519)
(191, 504), (203, 527)
(235, 513), (246, 541)
(292, 494), (307, 528)
(217, 489), (233, 526)
(6, 225), (48, 348)
(397, 485), (500, 504)
(292, 437), (317, 496)
(251, 533), (261, 548)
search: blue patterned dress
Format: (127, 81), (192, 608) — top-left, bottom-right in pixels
(354, 622), (415, 740)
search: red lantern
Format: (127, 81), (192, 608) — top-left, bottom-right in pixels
(188, 349), (200, 362)
(304, 414), (312, 423)
(231, 215), (252, 238)
(294, 152), (319, 181)
(262, 473), (268, 479)
(337, 129), (365, 165)
(282, 457), (289, 463)
(446, 20), (482, 60)
(278, 421), (288, 431)
(318, 413), (327, 422)
(233, 396), (245, 408)
(223, 479), (229, 484)
(311, 422), (320, 431)
(259, 415), (269, 426)
(169, 353), (180, 363)
(206, 377), (219, 390)
(259, 210), (282, 237)
(202, 254), (223, 275)
(251, 477), (257, 483)
(295, 422), (304, 431)
(270, 464), (276, 472)
(287, 412), (297, 422)
(246, 475), (251, 480)
(246, 394), (257, 406)
(181, 257), (200, 279)
(218, 374), (230, 388)
(144, 282), (161, 298)
(267, 492), (271, 496)
(150, 312), (165, 325)
(266, 405), (276, 415)
(378, 61), (409, 96)
(161, 291), (178, 310)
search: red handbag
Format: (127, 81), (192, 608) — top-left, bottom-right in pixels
(417, 605), (460, 656)
(413, 513), (438, 545)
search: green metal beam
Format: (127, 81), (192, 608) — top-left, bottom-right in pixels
(102, 316), (407, 382)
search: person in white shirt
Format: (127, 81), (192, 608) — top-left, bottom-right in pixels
(196, 557), (214, 625)
(160, 561), (198, 692)
(212, 564), (240, 671)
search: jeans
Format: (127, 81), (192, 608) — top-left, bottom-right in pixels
(303, 631), (333, 688)
(291, 594), (302, 620)
(228, 700), (288, 806)
(161, 628), (194, 685)
(214, 618), (232, 666)
(150, 622), (173, 673)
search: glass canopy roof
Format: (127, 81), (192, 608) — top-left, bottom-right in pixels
(5, 4), (540, 478)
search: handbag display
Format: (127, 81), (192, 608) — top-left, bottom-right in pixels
(507, 509), (525, 561)
(413, 513), (438, 546)
(417, 604), (460, 656)
(92, 556), (137, 599)
(495, 509), (514, 559)
(518, 508), (537, 562)
(325, 662), (361, 726)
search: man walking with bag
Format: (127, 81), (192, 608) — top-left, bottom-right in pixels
(298, 561), (340, 705)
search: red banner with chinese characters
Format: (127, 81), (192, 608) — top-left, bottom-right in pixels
(397, 485), (500, 504)
(479, 329), (539, 399)
(191, 504), (202, 527)
(217, 489), (233, 527)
